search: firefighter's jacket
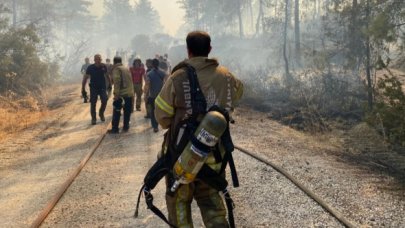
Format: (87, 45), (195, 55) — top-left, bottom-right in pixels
(111, 63), (134, 98)
(155, 57), (243, 171)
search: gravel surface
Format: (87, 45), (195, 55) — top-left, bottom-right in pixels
(231, 106), (405, 227)
(1, 85), (404, 227)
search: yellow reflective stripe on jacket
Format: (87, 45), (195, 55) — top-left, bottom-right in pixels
(235, 81), (244, 100)
(155, 95), (174, 116)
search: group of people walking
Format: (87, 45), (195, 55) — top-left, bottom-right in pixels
(81, 31), (244, 228)
(81, 53), (170, 133)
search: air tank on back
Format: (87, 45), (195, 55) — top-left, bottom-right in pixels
(171, 111), (227, 192)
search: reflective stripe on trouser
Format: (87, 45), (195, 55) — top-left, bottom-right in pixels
(112, 97), (133, 130)
(165, 178), (229, 228)
(133, 83), (143, 109)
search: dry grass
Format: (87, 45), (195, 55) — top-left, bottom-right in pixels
(0, 83), (80, 143)
(376, 68), (405, 93)
(0, 96), (48, 142)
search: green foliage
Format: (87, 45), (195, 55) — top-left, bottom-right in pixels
(134, 0), (162, 34)
(0, 11), (55, 96)
(367, 75), (405, 145)
(368, 12), (396, 42)
(102, 0), (162, 45)
(178, 0), (249, 36)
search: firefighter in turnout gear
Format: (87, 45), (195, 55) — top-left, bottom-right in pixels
(108, 56), (134, 134)
(154, 31), (243, 228)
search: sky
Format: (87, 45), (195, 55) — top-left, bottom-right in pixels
(89, 0), (185, 36)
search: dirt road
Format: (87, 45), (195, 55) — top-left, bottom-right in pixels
(1, 84), (404, 227)
(0, 85), (205, 227)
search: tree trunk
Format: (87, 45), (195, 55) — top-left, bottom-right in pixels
(283, 0), (292, 90)
(365, 0), (373, 110)
(237, 0), (244, 38)
(196, 3), (200, 29)
(324, 0), (329, 14)
(349, 0), (361, 69)
(12, 0), (17, 27)
(29, 0), (33, 23)
(248, 0), (254, 34)
(275, 0), (278, 16)
(366, 38), (373, 110)
(256, 0), (263, 35)
(294, 0), (301, 65)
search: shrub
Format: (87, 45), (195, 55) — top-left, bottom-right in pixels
(367, 75), (405, 145)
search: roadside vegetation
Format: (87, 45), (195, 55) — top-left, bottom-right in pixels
(0, 4), (56, 141)
(1, 1), (404, 149)
(177, 0), (405, 148)
(0, 96), (45, 141)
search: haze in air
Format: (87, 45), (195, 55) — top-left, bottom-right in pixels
(1, 0), (405, 175)
(0, 1), (405, 227)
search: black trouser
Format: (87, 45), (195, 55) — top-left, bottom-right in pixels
(90, 87), (108, 120)
(147, 97), (158, 129)
(111, 96), (133, 131)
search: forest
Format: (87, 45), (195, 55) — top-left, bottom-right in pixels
(0, 0), (404, 146)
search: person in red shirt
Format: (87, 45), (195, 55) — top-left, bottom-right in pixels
(129, 58), (145, 111)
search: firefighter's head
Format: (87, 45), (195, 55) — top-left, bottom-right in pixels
(113, 56), (122, 65)
(186, 31), (212, 58)
(85, 57), (89, 64)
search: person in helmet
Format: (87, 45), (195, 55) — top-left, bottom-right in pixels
(154, 31), (243, 227)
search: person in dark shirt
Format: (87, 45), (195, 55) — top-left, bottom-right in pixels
(82, 54), (110, 125)
(144, 58), (166, 132)
(143, 59), (153, 118)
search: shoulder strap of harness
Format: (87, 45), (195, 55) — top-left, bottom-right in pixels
(135, 62), (237, 228)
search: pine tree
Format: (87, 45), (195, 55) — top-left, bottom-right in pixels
(133, 0), (162, 35)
